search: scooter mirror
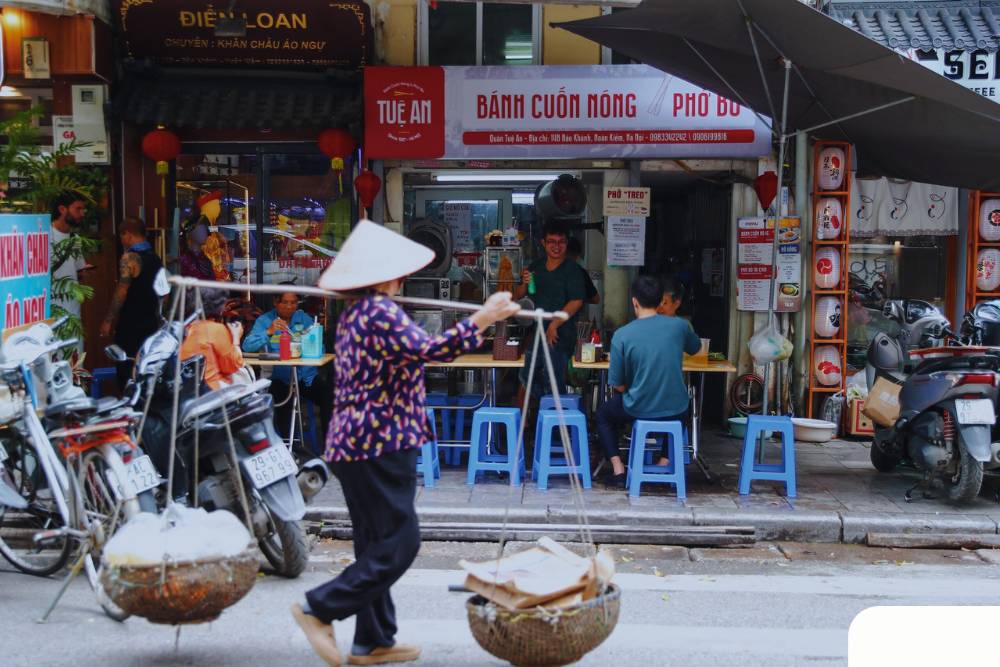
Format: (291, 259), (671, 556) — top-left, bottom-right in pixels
(104, 344), (128, 363)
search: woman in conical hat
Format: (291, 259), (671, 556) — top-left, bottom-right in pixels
(292, 220), (519, 666)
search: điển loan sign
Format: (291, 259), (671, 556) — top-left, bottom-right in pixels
(0, 214), (51, 332)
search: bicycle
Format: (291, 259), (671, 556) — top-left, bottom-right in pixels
(0, 338), (156, 622)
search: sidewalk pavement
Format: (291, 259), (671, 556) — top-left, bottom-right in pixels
(305, 429), (1000, 544)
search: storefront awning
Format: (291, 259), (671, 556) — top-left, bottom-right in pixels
(555, 0), (1000, 191)
(113, 71), (362, 130)
(829, 2), (999, 53)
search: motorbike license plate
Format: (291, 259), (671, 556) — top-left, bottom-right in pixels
(126, 455), (159, 495)
(244, 445), (297, 489)
(955, 399), (996, 425)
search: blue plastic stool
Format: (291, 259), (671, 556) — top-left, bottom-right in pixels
(466, 407), (525, 486)
(642, 427), (692, 467)
(738, 415), (797, 497)
(425, 393), (455, 464)
(416, 408), (442, 487)
(448, 394), (483, 466)
(532, 409), (592, 491)
(539, 394), (583, 412)
(90, 367), (117, 399)
(626, 420), (687, 499)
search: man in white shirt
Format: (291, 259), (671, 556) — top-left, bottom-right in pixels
(49, 193), (89, 319)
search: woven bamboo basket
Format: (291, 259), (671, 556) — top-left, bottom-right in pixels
(100, 549), (259, 625)
(465, 585), (621, 667)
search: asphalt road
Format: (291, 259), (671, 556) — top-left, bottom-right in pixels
(3, 540), (999, 667)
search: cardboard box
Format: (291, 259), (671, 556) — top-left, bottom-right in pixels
(862, 377), (902, 427)
(848, 398), (875, 435)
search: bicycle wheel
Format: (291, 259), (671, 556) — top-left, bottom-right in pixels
(0, 430), (72, 577)
(74, 449), (133, 622)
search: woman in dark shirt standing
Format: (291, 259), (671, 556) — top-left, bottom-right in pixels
(292, 221), (519, 666)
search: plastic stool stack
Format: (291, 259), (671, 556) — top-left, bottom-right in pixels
(532, 408), (592, 491)
(466, 407), (525, 486)
(626, 420), (687, 500)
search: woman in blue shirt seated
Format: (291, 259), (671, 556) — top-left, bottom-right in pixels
(597, 275), (701, 489)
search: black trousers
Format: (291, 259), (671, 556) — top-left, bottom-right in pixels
(596, 393), (688, 460)
(305, 448), (420, 649)
(269, 378), (331, 456)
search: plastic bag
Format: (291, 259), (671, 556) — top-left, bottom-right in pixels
(748, 319), (793, 363)
(104, 503), (252, 566)
(845, 371), (868, 401)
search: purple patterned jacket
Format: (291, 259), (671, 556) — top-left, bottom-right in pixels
(325, 294), (483, 463)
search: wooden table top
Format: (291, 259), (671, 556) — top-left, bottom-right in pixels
(244, 353), (335, 367)
(428, 352), (737, 373)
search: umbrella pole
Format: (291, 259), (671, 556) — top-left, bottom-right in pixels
(761, 59), (792, 425)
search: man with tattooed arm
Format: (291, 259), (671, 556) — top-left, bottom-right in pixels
(100, 218), (164, 387)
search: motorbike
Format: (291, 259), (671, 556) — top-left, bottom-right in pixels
(106, 313), (312, 577)
(865, 299), (1000, 503)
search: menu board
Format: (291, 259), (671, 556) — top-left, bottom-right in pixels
(736, 216), (801, 312)
(736, 216), (773, 311)
(606, 215), (646, 266)
(775, 216), (802, 312)
(442, 203), (474, 251)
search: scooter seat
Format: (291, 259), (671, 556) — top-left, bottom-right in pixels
(44, 396), (118, 420)
(876, 369), (907, 384)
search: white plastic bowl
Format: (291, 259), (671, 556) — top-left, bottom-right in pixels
(790, 418), (838, 442)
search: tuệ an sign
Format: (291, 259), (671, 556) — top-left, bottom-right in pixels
(365, 64), (771, 160)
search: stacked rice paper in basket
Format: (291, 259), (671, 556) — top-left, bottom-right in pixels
(461, 537), (620, 666)
(100, 504), (258, 624)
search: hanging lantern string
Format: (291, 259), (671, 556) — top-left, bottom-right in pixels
(167, 276), (569, 322)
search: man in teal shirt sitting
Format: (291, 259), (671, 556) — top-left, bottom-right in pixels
(597, 275), (701, 488)
(243, 288), (330, 449)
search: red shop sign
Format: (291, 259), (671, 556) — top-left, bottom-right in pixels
(364, 66), (445, 159)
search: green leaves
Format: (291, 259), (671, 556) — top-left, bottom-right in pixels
(1, 106), (108, 350)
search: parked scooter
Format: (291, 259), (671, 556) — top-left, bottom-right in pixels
(107, 313), (312, 577)
(866, 299), (1000, 503)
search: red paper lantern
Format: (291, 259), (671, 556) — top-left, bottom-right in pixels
(753, 171), (778, 211)
(354, 169), (382, 213)
(141, 126), (181, 197)
(317, 128), (356, 190)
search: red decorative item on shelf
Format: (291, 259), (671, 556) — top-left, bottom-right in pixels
(354, 169), (382, 214)
(141, 126), (181, 197)
(317, 128), (356, 191)
(753, 171), (778, 211)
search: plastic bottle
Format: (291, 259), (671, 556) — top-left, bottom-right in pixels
(527, 274), (536, 296)
(590, 319), (602, 345)
(279, 330), (292, 361)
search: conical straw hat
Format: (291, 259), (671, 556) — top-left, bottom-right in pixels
(318, 219), (435, 291)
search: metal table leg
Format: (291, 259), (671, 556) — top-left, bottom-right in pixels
(288, 367), (302, 452)
(689, 371), (714, 482)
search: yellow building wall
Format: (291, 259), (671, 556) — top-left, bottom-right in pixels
(376, 0), (417, 66)
(378, 2), (603, 67)
(542, 5), (602, 65)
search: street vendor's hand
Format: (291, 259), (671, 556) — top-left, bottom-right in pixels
(470, 292), (521, 331)
(267, 318), (289, 336)
(520, 269), (533, 285)
(545, 321), (559, 346)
